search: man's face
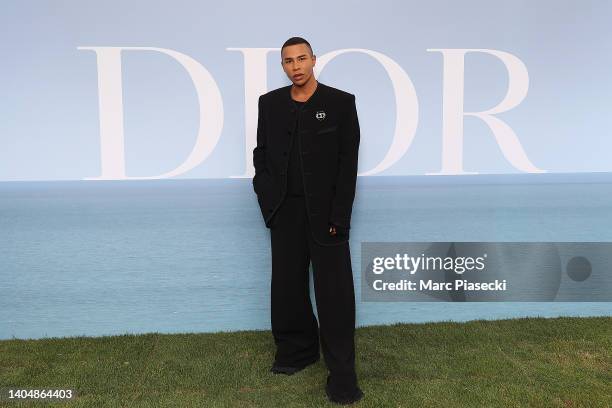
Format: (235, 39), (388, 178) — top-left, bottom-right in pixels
(281, 43), (316, 86)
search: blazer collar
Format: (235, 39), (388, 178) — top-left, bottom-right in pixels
(287, 81), (324, 112)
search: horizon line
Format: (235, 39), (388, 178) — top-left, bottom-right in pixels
(1, 171), (612, 183)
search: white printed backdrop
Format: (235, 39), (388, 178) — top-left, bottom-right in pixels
(2, 1), (612, 340)
(1, 0), (611, 181)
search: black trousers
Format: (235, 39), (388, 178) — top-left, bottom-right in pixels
(270, 195), (358, 389)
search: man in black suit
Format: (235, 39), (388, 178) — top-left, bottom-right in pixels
(252, 36), (363, 404)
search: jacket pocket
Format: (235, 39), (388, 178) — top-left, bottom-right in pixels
(315, 124), (339, 135)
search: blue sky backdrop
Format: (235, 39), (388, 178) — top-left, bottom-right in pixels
(1, 0), (610, 181)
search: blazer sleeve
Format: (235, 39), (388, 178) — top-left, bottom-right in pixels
(252, 95), (268, 196)
(328, 94), (360, 230)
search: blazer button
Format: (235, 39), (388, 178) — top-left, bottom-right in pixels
(283, 152), (287, 156)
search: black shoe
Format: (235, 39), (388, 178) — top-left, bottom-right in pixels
(325, 375), (364, 405)
(270, 355), (320, 375)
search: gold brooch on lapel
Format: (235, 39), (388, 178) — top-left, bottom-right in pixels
(315, 110), (326, 121)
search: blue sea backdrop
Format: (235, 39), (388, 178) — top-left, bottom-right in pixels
(1, 174), (611, 340)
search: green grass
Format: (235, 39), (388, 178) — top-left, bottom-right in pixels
(1, 316), (610, 407)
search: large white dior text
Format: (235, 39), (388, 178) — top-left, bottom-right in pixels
(77, 46), (545, 180)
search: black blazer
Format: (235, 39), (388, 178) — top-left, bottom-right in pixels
(252, 81), (360, 246)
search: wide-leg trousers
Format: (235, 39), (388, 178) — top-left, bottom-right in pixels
(269, 195), (358, 389)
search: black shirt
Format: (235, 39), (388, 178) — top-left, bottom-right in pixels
(284, 98), (346, 235)
(287, 100), (305, 196)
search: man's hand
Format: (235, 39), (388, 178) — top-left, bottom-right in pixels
(328, 222), (349, 237)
